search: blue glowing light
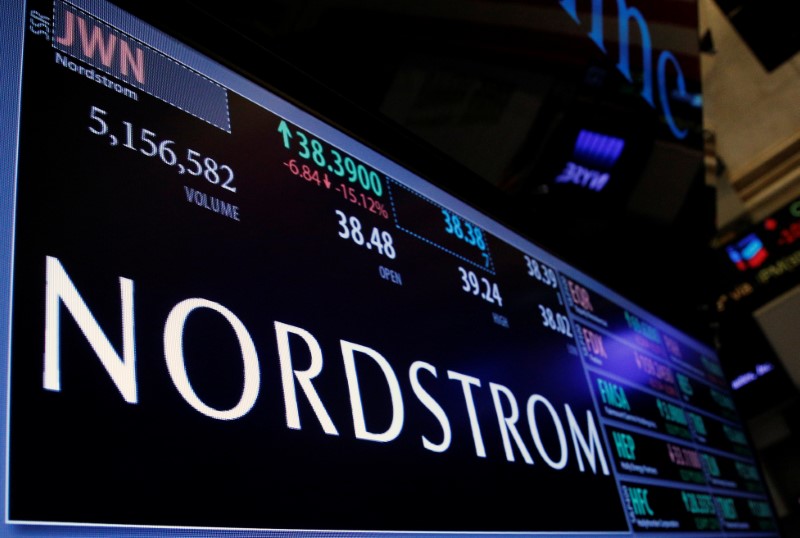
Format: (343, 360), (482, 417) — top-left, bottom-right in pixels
(574, 130), (626, 169)
(726, 233), (768, 271)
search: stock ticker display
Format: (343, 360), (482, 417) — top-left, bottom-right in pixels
(0, 0), (778, 536)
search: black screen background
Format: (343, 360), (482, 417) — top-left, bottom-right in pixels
(7, 23), (628, 532)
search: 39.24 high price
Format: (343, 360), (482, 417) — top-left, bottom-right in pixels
(458, 267), (503, 307)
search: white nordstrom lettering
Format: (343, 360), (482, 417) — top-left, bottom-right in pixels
(274, 321), (338, 435)
(447, 370), (486, 458)
(341, 340), (404, 443)
(164, 298), (260, 420)
(43, 255), (137, 403)
(565, 404), (610, 474)
(409, 361), (451, 453)
(40, 257), (612, 474)
(528, 395), (568, 470)
(490, 382), (533, 464)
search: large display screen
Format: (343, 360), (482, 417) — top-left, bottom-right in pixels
(0, 1), (779, 536)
